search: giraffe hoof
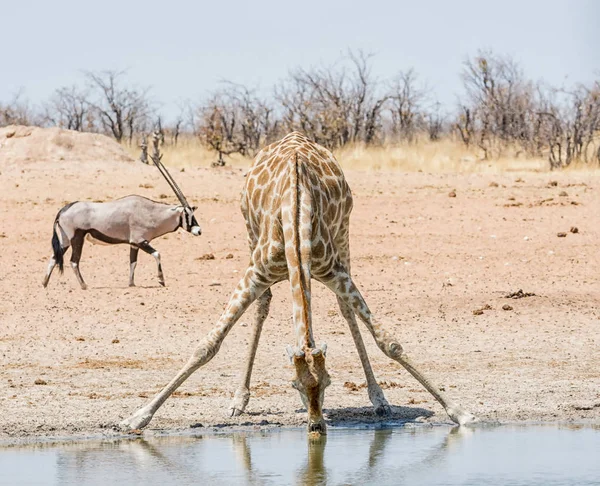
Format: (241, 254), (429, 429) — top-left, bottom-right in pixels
(159, 280), (166, 287)
(374, 403), (392, 417)
(229, 388), (250, 417)
(229, 407), (244, 417)
(448, 407), (478, 426)
(80, 284), (88, 290)
(120, 410), (152, 431)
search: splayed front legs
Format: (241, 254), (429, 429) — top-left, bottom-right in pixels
(120, 267), (269, 430)
(323, 271), (477, 426)
(337, 296), (391, 416)
(229, 288), (273, 416)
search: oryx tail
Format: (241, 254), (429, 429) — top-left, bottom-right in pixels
(51, 223), (63, 274)
(51, 201), (77, 274)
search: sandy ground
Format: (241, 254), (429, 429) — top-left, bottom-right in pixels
(1, 158), (599, 443)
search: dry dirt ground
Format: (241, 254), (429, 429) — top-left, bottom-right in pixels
(1, 148), (599, 443)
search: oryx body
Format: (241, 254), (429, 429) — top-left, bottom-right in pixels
(42, 195), (201, 289)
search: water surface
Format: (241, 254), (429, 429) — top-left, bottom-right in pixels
(1, 424), (598, 485)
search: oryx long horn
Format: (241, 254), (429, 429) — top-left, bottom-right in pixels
(150, 153), (191, 209)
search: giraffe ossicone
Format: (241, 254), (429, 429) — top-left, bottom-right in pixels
(121, 131), (476, 434)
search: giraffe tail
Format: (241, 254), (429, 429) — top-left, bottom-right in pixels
(283, 152), (314, 350)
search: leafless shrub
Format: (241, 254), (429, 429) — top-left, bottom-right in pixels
(85, 70), (152, 143)
(456, 51), (600, 167)
(388, 69), (427, 142)
(276, 50), (389, 148)
(0, 90), (39, 127)
(195, 83), (278, 165)
(44, 85), (91, 131)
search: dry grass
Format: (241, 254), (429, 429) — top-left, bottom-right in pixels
(124, 136), (599, 173)
(334, 140), (548, 173)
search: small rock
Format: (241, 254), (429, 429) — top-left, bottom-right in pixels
(505, 289), (536, 299)
(489, 182), (499, 187)
(448, 190), (456, 198)
(557, 232), (567, 238)
(75, 336), (85, 342)
(559, 191), (568, 197)
(472, 309), (484, 316)
(34, 379), (47, 385)
(548, 180), (558, 187)
(190, 422), (204, 428)
(159, 194), (168, 199)
(502, 304), (513, 311)
(523, 236), (530, 241)
(570, 227), (579, 234)
(112, 339), (120, 344)
(225, 253), (234, 259)
(196, 253), (215, 260)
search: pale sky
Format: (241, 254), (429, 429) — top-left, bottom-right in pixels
(3, 0), (598, 120)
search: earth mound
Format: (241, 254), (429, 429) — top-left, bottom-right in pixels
(0, 125), (134, 167)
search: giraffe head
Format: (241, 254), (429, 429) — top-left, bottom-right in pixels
(287, 343), (331, 434)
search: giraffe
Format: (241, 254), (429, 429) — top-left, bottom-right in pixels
(121, 132), (476, 434)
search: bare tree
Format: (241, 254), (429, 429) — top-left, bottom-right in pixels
(44, 85), (90, 131)
(276, 50), (388, 148)
(195, 83), (278, 165)
(388, 69), (427, 142)
(85, 70), (152, 143)
(0, 89), (38, 127)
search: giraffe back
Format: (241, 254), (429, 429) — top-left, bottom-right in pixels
(241, 132), (353, 278)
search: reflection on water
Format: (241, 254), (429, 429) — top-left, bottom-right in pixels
(1, 424), (599, 485)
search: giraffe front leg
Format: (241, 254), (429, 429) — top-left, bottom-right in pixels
(120, 266), (269, 430)
(337, 296), (391, 416)
(324, 271), (477, 426)
(229, 288), (272, 417)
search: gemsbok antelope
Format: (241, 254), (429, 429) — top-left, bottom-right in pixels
(42, 153), (201, 290)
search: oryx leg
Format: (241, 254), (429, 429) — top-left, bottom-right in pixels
(129, 246), (139, 287)
(138, 241), (164, 287)
(120, 266), (270, 430)
(323, 270), (476, 426)
(337, 295), (391, 416)
(229, 288), (272, 417)
(42, 245), (69, 288)
(70, 231), (87, 290)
